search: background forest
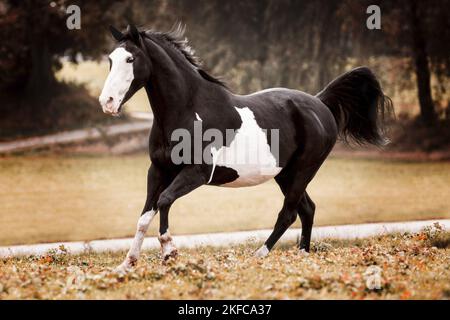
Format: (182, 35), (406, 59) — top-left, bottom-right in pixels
(1, 0), (450, 149)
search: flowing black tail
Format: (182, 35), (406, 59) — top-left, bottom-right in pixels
(316, 67), (393, 146)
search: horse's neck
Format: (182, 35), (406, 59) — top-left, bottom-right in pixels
(145, 61), (197, 128)
(145, 62), (229, 134)
(143, 39), (232, 136)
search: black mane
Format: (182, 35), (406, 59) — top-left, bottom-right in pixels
(138, 24), (227, 88)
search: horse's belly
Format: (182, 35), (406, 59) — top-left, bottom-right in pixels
(220, 165), (282, 187)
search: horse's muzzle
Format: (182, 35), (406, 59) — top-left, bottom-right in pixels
(99, 96), (121, 116)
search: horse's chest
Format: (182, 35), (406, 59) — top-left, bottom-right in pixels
(149, 145), (173, 168)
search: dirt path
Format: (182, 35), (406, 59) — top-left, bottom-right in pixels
(0, 119), (152, 155)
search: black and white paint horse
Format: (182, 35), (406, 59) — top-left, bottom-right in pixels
(99, 25), (392, 272)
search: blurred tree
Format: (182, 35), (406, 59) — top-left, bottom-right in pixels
(1, 0), (449, 137)
(0, 0), (124, 104)
(344, 0), (450, 125)
(406, 0), (450, 124)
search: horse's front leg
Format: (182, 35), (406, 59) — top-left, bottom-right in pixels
(157, 165), (208, 261)
(115, 165), (166, 273)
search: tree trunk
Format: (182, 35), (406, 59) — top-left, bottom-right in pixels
(25, 38), (55, 102)
(409, 0), (437, 125)
(23, 0), (56, 106)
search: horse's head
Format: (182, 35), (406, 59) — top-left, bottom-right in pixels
(99, 24), (151, 116)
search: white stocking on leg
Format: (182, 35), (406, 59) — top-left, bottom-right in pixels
(158, 230), (178, 262)
(115, 210), (156, 272)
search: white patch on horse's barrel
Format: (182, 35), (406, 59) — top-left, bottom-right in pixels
(211, 107), (282, 187)
(99, 47), (134, 114)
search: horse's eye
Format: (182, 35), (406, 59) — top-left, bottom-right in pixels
(126, 56), (135, 63)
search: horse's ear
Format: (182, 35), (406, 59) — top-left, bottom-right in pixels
(127, 24), (141, 45)
(109, 25), (124, 42)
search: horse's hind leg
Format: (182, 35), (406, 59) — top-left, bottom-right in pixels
(255, 164), (318, 257)
(255, 149), (324, 258)
(274, 174), (316, 253)
(297, 192), (315, 252)
(255, 197), (299, 257)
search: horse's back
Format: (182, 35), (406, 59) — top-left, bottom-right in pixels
(235, 88), (336, 131)
(233, 87), (338, 154)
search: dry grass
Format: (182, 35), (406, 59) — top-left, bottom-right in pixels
(0, 155), (449, 246)
(0, 227), (448, 300)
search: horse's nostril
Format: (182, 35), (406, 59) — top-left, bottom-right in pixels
(106, 97), (114, 109)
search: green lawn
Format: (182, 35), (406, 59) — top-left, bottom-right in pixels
(0, 155), (448, 246)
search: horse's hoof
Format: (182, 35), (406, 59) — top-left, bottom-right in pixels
(114, 263), (131, 275)
(162, 247), (178, 263)
(113, 256), (137, 274)
(159, 231), (178, 263)
(254, 245), (269, 258)
(298, 249), (310, 257)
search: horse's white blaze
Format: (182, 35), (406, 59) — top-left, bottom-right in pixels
(99, 47), (134, 114)
(254, 245), (269, 257)
(116, 210), (155, 271)
(211, 107), (282, 187)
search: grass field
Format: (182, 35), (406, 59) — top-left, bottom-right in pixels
(0, 155), (448, 246)
(0, 227), (448, 299)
